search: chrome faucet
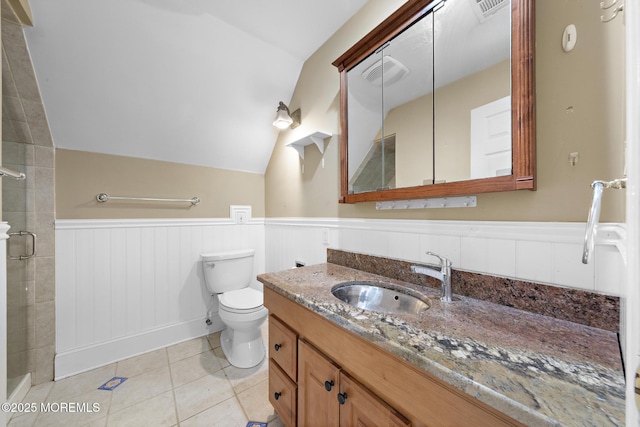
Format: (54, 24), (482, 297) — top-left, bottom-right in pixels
(411, 252), (453, 302)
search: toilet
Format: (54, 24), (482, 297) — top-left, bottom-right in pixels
(201, 249), (267, 368)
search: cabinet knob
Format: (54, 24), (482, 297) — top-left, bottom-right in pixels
(274, 392), (282, 400)
(274, 343), (282, 351)
(324, 380), (334, 391)
(337, 392), (348, 405)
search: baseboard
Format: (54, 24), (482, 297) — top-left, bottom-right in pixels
(54, 316), (224, 380)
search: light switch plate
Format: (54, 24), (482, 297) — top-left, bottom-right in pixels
(230, 205), (252, 224)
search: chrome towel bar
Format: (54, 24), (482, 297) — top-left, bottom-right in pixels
(96, 193), (200, 206)
(582, 178), (626, 264)
(0, 166), (26, 180)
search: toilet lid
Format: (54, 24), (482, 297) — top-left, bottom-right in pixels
(219, 288), (263, 311)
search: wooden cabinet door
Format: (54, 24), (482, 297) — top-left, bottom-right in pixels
(269, 359), (297, 427)
(298, 340), (340, 427)
(339, 373), (411, 427)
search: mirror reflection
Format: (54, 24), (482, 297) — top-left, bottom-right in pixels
(346, 0), (511, 195)
(347, 14), (434, 193)
(434, 0), (511, 183)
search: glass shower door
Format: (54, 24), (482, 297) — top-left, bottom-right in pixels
(2, 141), (34, 398)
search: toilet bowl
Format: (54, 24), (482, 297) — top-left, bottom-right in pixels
(218, 288), (267, 368)
(201, 249), (267, 368)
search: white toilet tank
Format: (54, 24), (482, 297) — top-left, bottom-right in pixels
(201, 249), (255, 294)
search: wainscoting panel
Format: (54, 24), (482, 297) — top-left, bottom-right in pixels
(54, 217), (624, 378)
(264, 218), (626, 295)
(265, 218), (340, 272)
(55, 218), (265, 379)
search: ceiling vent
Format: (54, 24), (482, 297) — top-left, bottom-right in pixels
(361, 56), (410, 87)
(470, 0), (509, 23)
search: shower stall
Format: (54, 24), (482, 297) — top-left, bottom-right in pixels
(2, 0), (57, 405)
(1, 155), (33, 399)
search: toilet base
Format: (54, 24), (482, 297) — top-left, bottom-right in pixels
(220, 328), (266, 369)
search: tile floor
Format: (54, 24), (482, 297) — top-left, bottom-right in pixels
(8, 325), (282, 427)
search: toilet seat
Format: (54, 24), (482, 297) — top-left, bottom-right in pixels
(218, 288), (264, 314)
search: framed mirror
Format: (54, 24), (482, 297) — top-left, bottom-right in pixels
(332, 0), (535, 203)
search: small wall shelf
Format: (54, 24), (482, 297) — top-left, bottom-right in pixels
(286, 131), (332, 159)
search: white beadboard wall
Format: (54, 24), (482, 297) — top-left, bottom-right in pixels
(265, 218), (626, 296)
(54, 217), (624, 379)
(54, 218), (265, 379)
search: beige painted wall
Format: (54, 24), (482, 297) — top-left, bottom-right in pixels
(56, 149), (265, 219)
(265, 0), (626, 222)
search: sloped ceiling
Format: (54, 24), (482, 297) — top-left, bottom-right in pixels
(23, 0), (367, 174)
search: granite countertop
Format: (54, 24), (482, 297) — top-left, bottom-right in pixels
(258, 263), (625, 427)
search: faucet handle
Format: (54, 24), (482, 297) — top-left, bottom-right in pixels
(425, 252), (451, 268)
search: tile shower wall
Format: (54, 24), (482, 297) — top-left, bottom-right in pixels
(54, 218), (265, 379)
(2, 2), (56, 385)
(265, 218), (626, 296)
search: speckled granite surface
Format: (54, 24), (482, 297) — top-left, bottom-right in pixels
(258, 262), (625, 427)
(328, 249), (620, 332)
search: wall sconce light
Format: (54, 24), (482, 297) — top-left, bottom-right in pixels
(273, 101), (301, 130)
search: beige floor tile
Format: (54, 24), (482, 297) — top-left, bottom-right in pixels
(19, 338), (278, 427)
(206, 331), (222, 349)
(223, 357), (268, 394)
(236, 379), (278, 423)
(109, 365), (172, 413)
(169, 349), (223, 388)
(267, 415), (285, 427)
(213, 346), (231, 369)
(167, 337), (212, 363)
(81, 417), (107, 427)
(34, 388), (111, 427)
(8, 381), (54, 426)
(7, 412), (37, 427)
(106, 390), (177, 427)
(179, 396), (248, 427)
(48, 364), (117, 402)
(173, 373), (235, 422)
(22, 380), (54, 404)
(115, 348), (168, 378)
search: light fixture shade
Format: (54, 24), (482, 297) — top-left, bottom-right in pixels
(273, 112), (293, 129)
(273, 101), (293, 129)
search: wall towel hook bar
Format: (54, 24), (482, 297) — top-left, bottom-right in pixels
(96, 193), (200, 206)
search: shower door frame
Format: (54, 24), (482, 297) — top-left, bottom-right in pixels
(1, 223), (8, 427)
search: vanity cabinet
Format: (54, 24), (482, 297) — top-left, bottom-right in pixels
(299, 340), (410, 427)
(339, 372), (412, 427)
(298, 340), (340, 426)
(269, 314), (411, 427)
(269, 316), (298, 427)
(265, 287), (526, 427)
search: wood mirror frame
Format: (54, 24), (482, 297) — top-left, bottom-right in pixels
(332, 0), (535, 204)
